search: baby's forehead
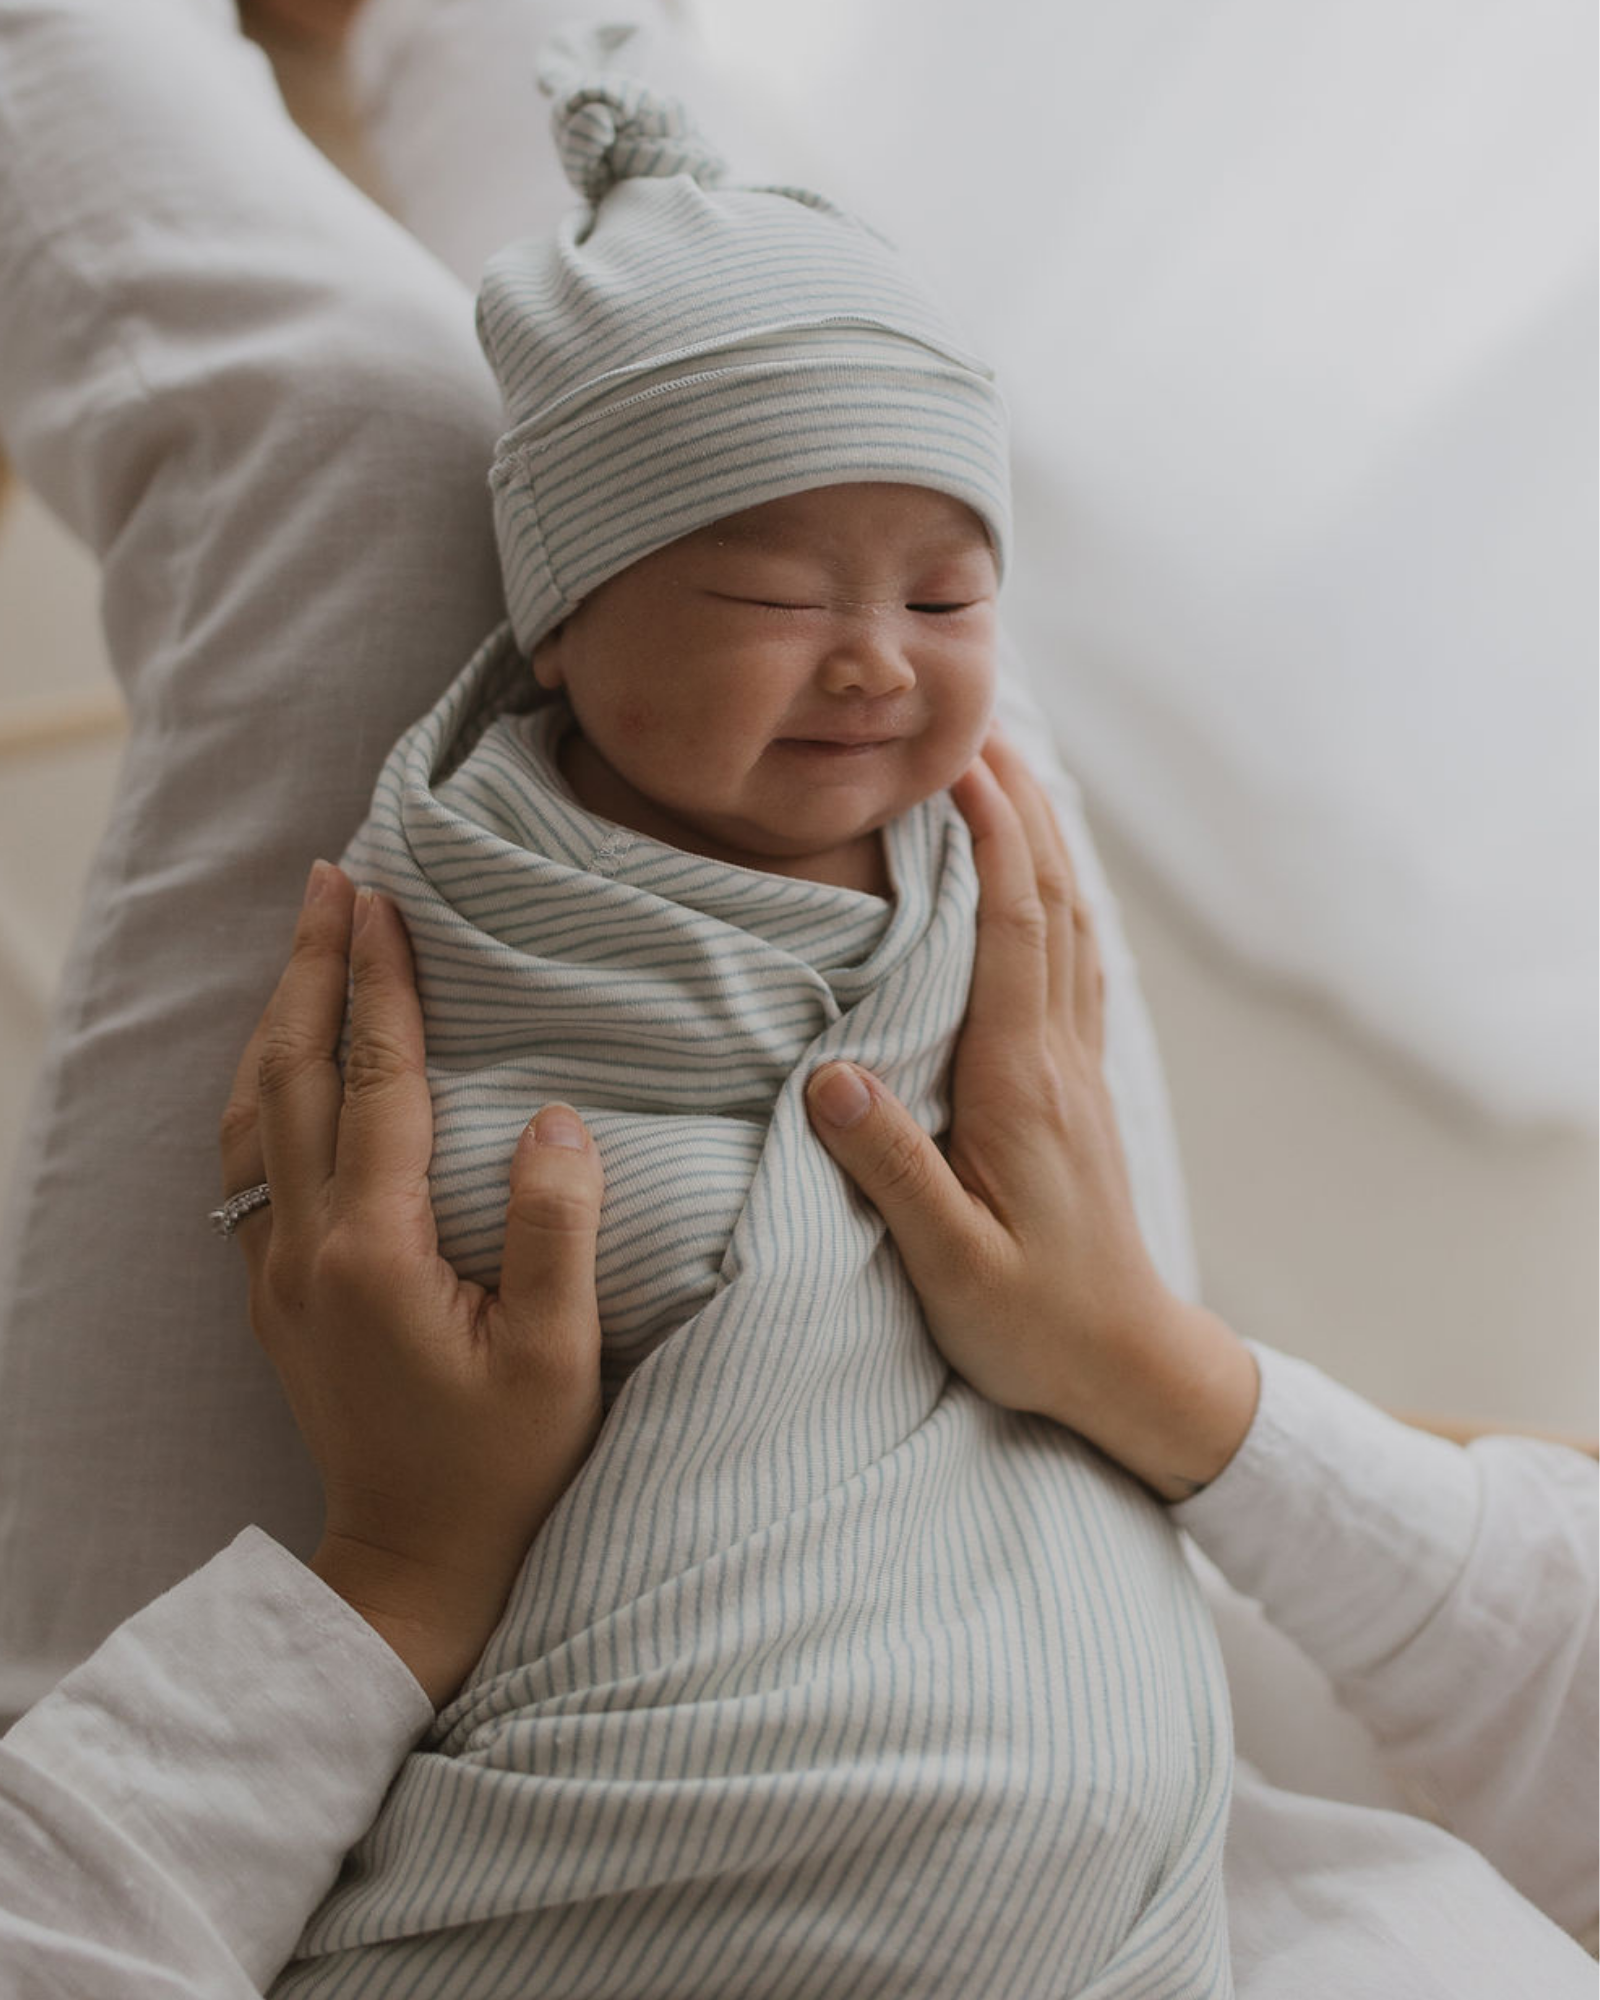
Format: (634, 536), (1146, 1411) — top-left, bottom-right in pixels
(685, 483), (997, 567)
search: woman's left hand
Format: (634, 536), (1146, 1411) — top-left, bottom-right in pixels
(219, 863), (607, 1703)
(805, 734), (1259, 1501)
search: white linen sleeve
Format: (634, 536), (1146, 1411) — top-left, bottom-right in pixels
(1173, 1342), (1598, 1939)
(0, 1527), (434, 1996)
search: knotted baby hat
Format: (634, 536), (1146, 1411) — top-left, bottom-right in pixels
(477, 26), (1012, 657)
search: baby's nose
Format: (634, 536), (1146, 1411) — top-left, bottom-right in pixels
(817, 617), (918, 697)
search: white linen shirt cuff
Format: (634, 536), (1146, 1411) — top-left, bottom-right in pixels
(1170, 1340), (1482, 1684)
(0, 1525), (434, 1989)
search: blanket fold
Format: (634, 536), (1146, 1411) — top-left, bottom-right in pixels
(278, 627), (1233, 1998)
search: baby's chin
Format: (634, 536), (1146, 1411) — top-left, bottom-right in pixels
(560, 724), (949, 893)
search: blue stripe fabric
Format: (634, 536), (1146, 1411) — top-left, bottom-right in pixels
(272, 628), (1235, 1997)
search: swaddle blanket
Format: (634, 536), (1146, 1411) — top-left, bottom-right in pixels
(279, 628), (1234, 1998)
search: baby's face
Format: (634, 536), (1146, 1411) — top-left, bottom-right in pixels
(531, 482), (999, 893)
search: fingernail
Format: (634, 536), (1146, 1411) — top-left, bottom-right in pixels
(352, 886), (377, 936)
(534, 1103), (586, 1150)
(305, 859), (336, 906)
(808, 1063), (872, 1131)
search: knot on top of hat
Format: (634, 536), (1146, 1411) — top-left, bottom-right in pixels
(537, 24), (727, 205)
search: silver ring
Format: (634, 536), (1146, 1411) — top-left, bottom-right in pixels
(209, 1182), (272, 1239)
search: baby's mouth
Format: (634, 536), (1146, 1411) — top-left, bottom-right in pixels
(774, 736), (896, 757)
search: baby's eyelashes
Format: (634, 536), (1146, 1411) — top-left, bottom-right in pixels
(706, 591), (983, 617)
(704, 591), (817, 613)
(753, 599), (821, 613)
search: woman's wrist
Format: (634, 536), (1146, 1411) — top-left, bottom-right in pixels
(309, 1533), (514, 1708)
(1042, 1298), (1261, 1504)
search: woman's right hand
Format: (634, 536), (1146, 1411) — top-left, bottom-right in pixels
(218, 862), (605, 1706)
(806, 735), (1259, 1502)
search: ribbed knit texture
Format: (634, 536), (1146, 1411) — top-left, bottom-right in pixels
(476, 29), (1012, 656)
(274, 630), (1236, 1998)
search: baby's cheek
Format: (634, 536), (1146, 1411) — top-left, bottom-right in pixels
(936, 679), (993, 759)
(607, 693), (666, 747)
(610, 697), (646, 735)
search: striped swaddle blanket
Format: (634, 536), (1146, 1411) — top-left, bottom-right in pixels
(279, 628), (1234, 1998)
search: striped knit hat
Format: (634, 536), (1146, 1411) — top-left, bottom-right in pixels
(477, 26), (1012, 657)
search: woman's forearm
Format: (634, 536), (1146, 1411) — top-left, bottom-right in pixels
(1173, 1341), (1597, 1938)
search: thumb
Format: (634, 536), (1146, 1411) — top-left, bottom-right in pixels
(805, 1063), (968, 1290)
(496, 1104), (605, 1358)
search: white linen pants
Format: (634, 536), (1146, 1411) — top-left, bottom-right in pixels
(0, 0), (1194, 1721)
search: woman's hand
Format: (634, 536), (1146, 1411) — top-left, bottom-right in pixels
(219, 862), (605, 1704)
(805, 736), (1259, 1501)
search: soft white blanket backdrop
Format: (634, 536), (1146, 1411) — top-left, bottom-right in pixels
(681, 0), (1597, 1131)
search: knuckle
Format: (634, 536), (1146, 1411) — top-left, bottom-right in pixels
(508, 1175), (600, 1240)
(958, 1228), (1011, 1301)
(305, 1223), (376, 1308)
(996, 889), (1049, 953)
(872, 1121), (936, 1205)
(254, 1240), (303, 1331)
(1034, 1057), (1075, 1125)
(340, 1025), (413, 1100)
(255, 1027), (320, 1102)
(217, 1092), (257, 1155)
(1033, 860), (1074, 917)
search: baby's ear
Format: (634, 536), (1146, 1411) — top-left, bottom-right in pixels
(530, 628), (565, 691)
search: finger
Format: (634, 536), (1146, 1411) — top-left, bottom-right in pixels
(495, 1105), (605, 1370)
(1075, 908), (1107, 1061)
(948, 752), (1050, 1054)
(220, 1009), (271, 1200)
(981, 735), (1106, 1058)
(221, 859), (345, 1193)
(249, 861), (357, 1238)
(805, 1062), (977, 1291)
(332, 888), (437, 1222)
(978, 733), (1082, 1055)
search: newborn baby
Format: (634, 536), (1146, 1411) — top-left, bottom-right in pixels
(340, 26), (1017, 1400)
(299, 33), (1234, 2000)
(348, 478), (999, 1403)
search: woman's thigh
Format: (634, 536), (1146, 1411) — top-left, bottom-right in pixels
(0, 0), (510, 1717)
